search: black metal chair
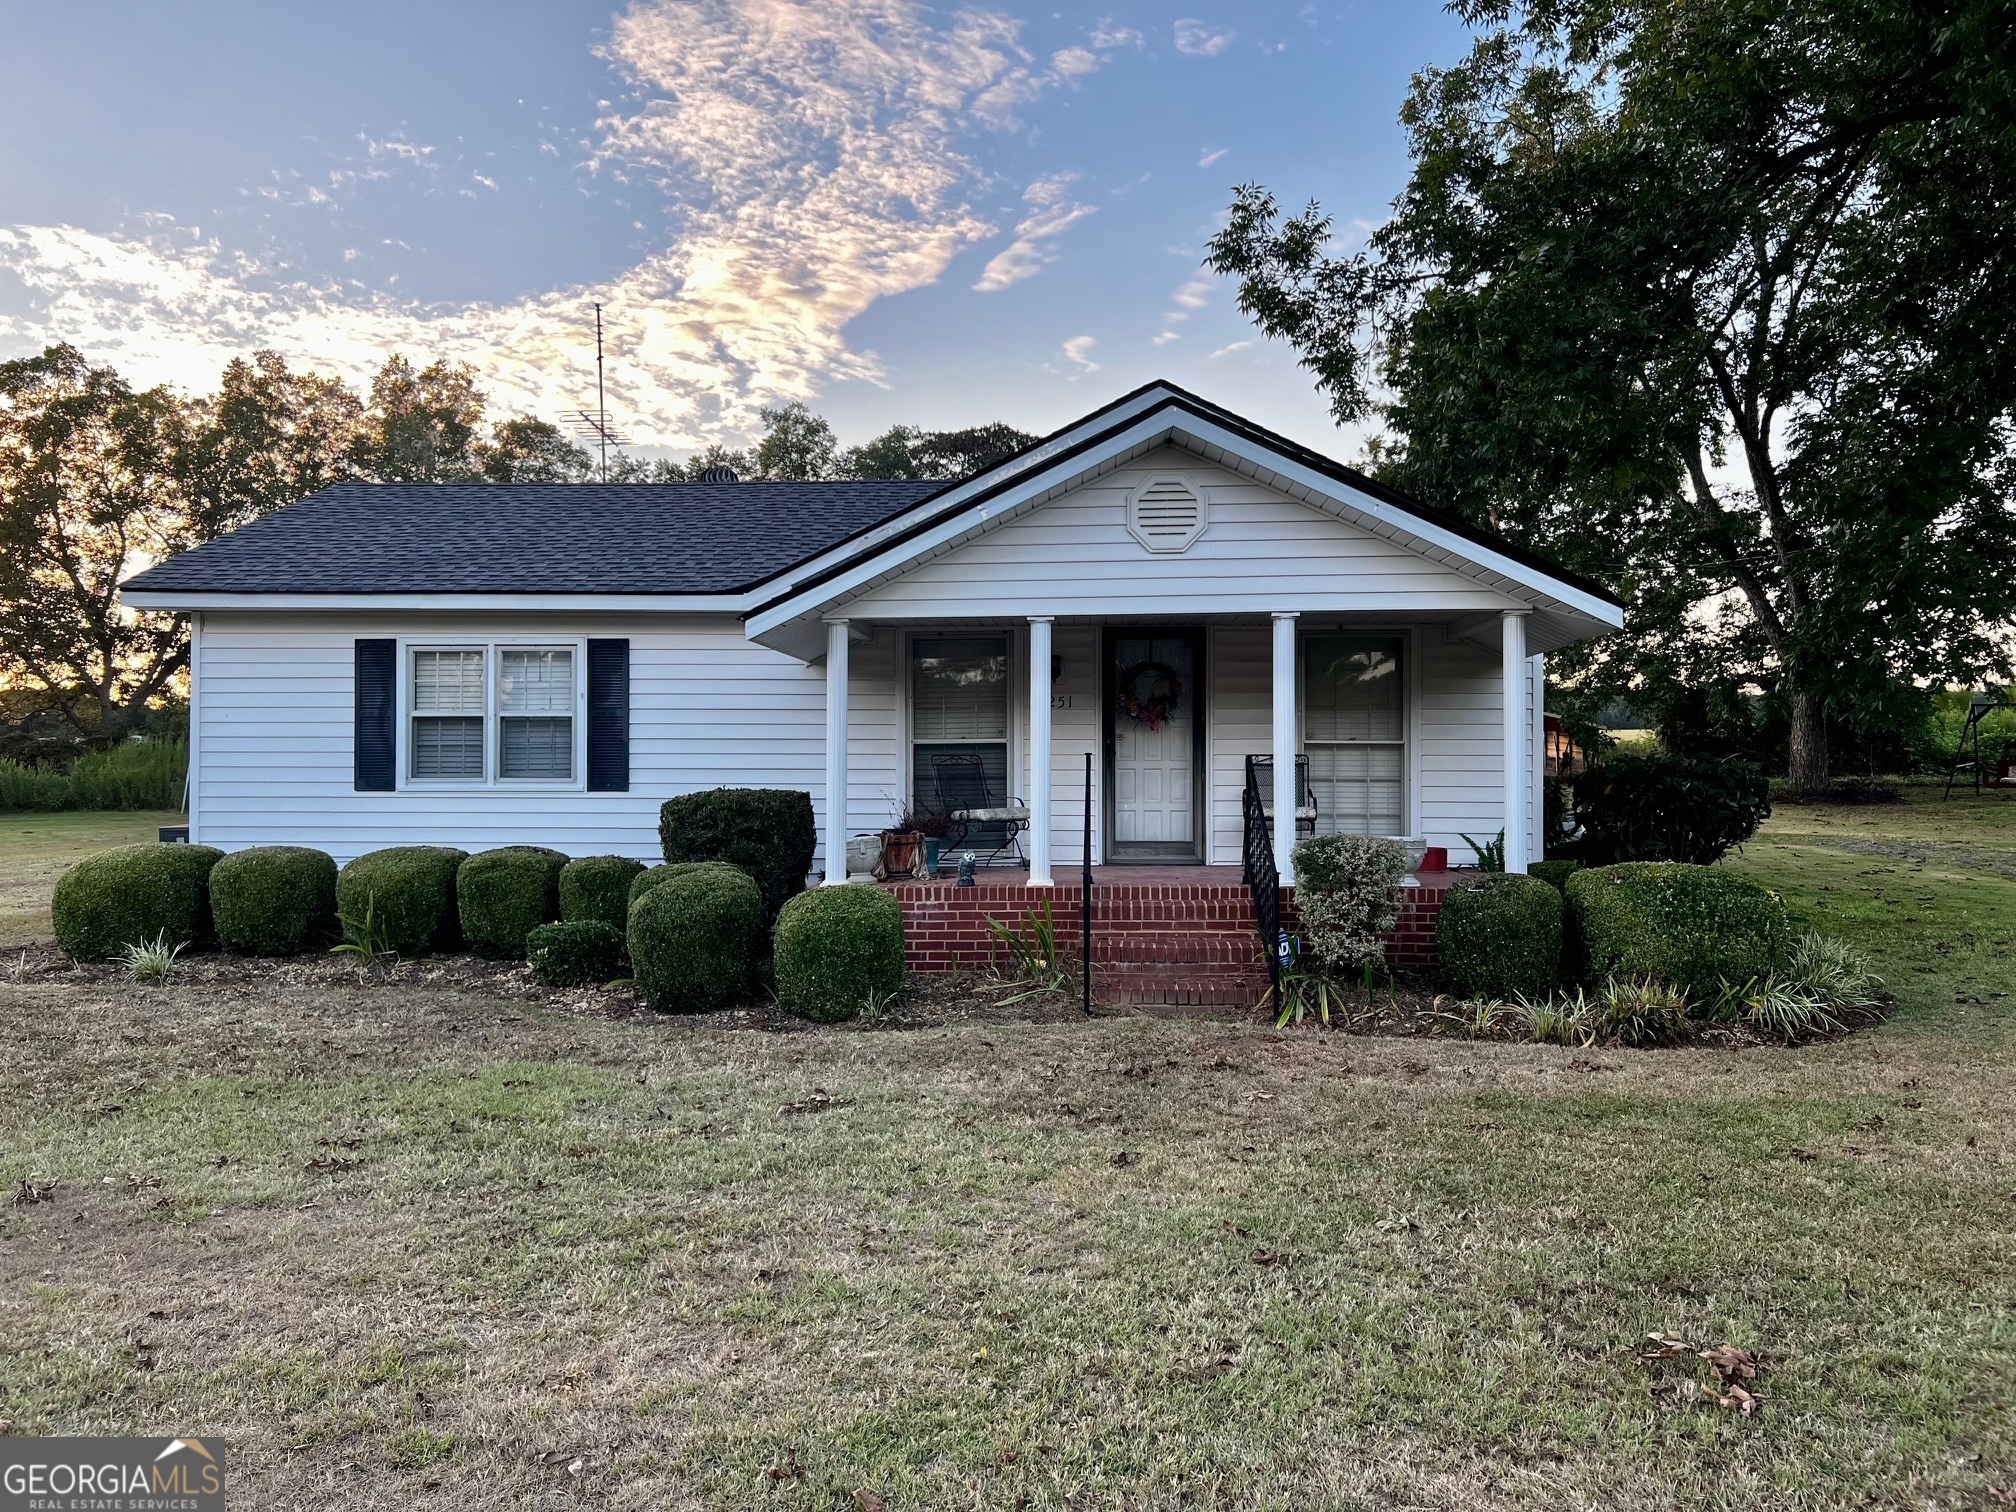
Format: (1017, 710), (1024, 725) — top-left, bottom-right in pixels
(1246, 754), (1319, 837)
(930, 753), (1030, 867)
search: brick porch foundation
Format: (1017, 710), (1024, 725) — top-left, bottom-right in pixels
(882, 866), (1459, 1008)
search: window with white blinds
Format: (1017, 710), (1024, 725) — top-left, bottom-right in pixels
(411, 649), (485, 780)
(408, 644), (577, 783)
(1304, 635), (1405, 836)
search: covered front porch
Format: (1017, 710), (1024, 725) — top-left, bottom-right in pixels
(813, 609), (1547, 889)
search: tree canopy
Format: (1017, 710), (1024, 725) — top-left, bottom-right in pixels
(1207, 0), (2016, 787)
(0, 342), (1036, 747)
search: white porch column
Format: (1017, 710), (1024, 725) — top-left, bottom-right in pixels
(1271, 612), (1299, 886)
(1501, 609), (1530, 874)
(1026, 617), (1054, 886)
(823, 618), (850, 885)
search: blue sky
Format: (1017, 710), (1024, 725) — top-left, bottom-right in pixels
(0, 2), (1472, 459)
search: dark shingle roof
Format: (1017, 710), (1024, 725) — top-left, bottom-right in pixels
(121, 480), (949, 596)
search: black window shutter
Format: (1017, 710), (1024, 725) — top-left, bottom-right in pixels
(586, 638), (630, 792)
(354, 639), (397, 791)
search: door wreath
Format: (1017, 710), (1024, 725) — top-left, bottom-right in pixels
(1116, 659), (1184, 732)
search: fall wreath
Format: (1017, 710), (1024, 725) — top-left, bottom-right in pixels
(1117, 659), (1184, 731)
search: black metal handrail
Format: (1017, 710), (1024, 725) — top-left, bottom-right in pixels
(1242, 754), (1283, 993)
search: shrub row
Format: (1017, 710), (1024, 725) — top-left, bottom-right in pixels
(48, 787), (902, 1023)
(1433, 859), (1789, 1003)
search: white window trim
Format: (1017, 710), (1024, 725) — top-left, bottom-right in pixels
(1296, 624), (1416, 841)
(397, 636), (589, 792)
(901, 628), (1020, 821)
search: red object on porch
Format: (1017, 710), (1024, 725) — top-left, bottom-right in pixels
(884, 865), (1456, 1008)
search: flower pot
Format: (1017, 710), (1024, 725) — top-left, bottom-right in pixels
(879, 829), (923, 877)
(923, 837), (943, 876)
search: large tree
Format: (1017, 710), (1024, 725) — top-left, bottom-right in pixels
(1207, 0), (2016, 788)
(0, 346), (201, 742)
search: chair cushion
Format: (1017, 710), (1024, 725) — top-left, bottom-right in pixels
(952, 807), (1029, 823)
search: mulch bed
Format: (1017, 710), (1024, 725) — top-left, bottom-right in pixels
(5, 939), (1864, 1049)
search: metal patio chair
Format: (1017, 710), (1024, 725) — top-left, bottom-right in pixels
(1245, 753), (1319, 837)
(930, 753), (1030, 867)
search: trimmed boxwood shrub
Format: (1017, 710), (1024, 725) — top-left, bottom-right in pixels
(628, 860), (749, 910)
(774, 884), (904, 1023)
(211, 845), (338, 955)
(1529, 859), (1582, 892)
(1566, 862), (1790, 996)
(659, 788), (816, 922)
(458, 846), (569, 958)
(336, 846), (467, 956)
(527, 920), (624, 988)
(52, 843), (224, 961)
(1434, 873), (1563, 1001)
(560, 855), (645, 931)
(626, 863), (763, 1013)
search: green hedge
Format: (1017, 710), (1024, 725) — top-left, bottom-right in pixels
(560, 855), (645, 932)
(626, 863), (763, 1013)
(1434, 873), (1563, 1000)
(52, 843), (224, 961)
(774, 885), (904, 1023)
(527, 920), (625, 988)
(336, 846), (467, 956)
(0, 739), (189, 813)
(211, 846), (338, 955)
(659, 788), (816, 923)
(457, 847), (568, 958)
(1566, 862), (1790, 996)
(1528, 860), (1582, 892)
(629, 860), (750, 910)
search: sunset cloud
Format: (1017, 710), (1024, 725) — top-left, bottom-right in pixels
(0, 0), (1103, 446)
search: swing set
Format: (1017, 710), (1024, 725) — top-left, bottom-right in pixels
(1943, 689), (2016, 799)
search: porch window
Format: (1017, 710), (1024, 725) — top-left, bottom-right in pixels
(1303, 634), (1405, 836)
(910, 635), (1010, 843)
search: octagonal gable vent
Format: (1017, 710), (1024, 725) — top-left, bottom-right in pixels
(1125, 475), (1208, 553)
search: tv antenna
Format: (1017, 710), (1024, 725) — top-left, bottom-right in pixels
(567, 302), (629, 481)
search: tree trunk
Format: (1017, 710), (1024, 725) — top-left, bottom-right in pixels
(1787, 690), (1830, 794)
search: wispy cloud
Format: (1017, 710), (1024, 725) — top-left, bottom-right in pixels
(972, 173), (1097, 293)
(1060, 334), (1099, 372)
(0, 0), (1105, 445)
(1197, 147), (1228, 169)
(1090, 19), (1142, 48)
(1209, 338), (1252, 359)
(1173, 19), (1233, 57)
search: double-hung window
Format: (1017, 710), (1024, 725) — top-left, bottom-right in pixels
(1304, 634), (1405, 836)
(910, 635), (1011, 845)
(408, 643), (577, 784)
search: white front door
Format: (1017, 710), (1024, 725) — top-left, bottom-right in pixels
(1110, 631), (1200, 859)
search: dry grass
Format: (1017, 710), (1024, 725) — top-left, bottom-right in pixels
(0, 800), (2012, 1507)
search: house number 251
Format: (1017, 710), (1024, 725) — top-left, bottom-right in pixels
(1051, 694), (1074, 709)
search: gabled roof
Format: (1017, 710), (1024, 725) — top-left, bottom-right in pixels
(117, 381), (1623, 644)
(119, 478), (945, 598)
(743, 380), (1625, 657)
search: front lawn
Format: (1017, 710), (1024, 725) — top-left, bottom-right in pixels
(0, 809), (182, 947)
(1, 796), (2011, 1508)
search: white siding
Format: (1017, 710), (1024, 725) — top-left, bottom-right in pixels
(194, 611), (862, 867)
(1417, 633), (1512, 861)
(836, 447), (1519, 622)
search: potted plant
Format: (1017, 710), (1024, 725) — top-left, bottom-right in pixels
(883, 803), (954, 878)
(907, 804), (956, 876)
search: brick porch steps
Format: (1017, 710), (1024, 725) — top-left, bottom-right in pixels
(881, 865), (1457, 1009)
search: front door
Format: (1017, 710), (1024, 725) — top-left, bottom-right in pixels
(1105, 628), (1205, 862)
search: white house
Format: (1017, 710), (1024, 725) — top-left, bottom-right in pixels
(121, 382), (1623, 886)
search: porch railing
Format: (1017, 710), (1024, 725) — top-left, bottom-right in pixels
(1242, 755), (1284, 994)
